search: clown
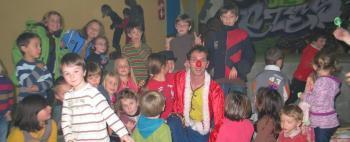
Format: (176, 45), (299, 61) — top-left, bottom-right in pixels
(167, 46), (224, 142)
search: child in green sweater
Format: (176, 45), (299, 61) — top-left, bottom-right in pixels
(132, 91), (172, 142)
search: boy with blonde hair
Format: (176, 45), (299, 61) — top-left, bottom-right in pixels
(132, 91), (171, 142)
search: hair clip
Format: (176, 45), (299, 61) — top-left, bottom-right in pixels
(268, 83), (278, 91)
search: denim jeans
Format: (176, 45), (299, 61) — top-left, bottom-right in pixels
(167, 114), (209, 142)
(0, 115), (9, 142)
(314, 127), (337, 142)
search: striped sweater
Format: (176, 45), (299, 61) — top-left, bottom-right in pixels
(122, 43), (152, 82)
(0, 75), (14, 116)
(61, 83), (128, 142)
(15, 59), (53, 100)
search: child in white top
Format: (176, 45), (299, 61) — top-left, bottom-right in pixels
(60, 53), (133, 142)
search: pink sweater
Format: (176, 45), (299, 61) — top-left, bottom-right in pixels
(217, 118), (254, 142)
(304, 76), (340, 128)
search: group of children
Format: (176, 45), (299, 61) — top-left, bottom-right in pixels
(0, 3), (345, 142)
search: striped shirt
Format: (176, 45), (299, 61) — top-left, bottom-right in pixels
(122, 43), (152, 82)
(15, 59), (53, 100)
(61, 83), (128, 142)
(0, 75), (14, 116)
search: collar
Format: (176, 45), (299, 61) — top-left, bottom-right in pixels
(264, 65), (281, 71)
(183, 70), (211, 135)
(310, 43), (321, 51)
(283, 127), (302, 138)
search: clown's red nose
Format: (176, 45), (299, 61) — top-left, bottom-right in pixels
(196, 60), (202, 67)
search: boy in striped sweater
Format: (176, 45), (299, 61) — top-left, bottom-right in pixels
(15, 32), (53, 101)
(60, 53), (134, 142)
(122, 22), (152, 83)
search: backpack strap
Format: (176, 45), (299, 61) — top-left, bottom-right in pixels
(40, 120), (52, 142)
(22, 120), (53, 142)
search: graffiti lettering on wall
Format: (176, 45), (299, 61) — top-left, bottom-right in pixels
(238, 0), (341, 38)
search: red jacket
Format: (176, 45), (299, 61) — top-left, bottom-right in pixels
(293, 44), (319, 81)
(173, 71), (224, 142)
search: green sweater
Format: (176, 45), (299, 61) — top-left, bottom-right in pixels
(132, 123), (172, 142)
(11, 20), (69, 84)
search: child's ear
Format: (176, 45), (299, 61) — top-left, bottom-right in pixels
(20, 46), (26, 52)
(188, 26), (191, 31)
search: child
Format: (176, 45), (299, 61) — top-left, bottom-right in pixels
(114, 56), (139, 93)
(132, 91), (171, 142)
(63, 19), (105, 59)
(301, 51), (341, 142)
(165, 14), (202, 71)
(60, 53), (133, 142)
(287, 31), (327, 104)
(87, 36), (109, 70)
(0, 60), (14, 142)
(86, 62), (110, 103)
(278, 105), (308, 142)
(12, 10), (68, 79)
(115, 89), (140, 133)
(217, 92), (253, 142)
(15, 32), (53, 101)
(51, 77), (71, 138)
(253, 47), (290, 102)
(122, 22), (152, 82)
(206, 4), (255, 94)
(103, 72), (119, 105)
(255, 87), (284, 142)
(158, 50), (177, 73)
(7, 95), (57, 142)
(145, 53), (174, 119)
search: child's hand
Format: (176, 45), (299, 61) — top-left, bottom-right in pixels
(333, 27), (350, 45)
(305, 75), (314, 92)
(138, 80), (146, 87)
(229, 66), (238, 79)
(165, 37), (174, 50)
(120, 135), (134, 142)
(126, 121), (136, 132)
(346, 72), (350, 86)
(5, 111), (11, 121)
(36, 63), (45, 69)
(194, 32), (203, 46)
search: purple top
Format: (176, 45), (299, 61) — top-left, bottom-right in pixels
(304, 76), (340, 128)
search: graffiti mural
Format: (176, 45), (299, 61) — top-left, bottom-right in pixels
(238, 0), (342, 38)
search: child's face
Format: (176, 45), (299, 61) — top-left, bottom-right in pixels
(115, 59), (130, 77)
(121, 98), (138, 116)
(104, 76), (118, 94)
(54, 83), (71, 102)
(86, 22), (101, 39)
(94, 38), (107, 54)
(314, 37), (327, 49)
(45, 14), (61, 33)
(87, 73), (101, 87)
(37, 105), (52, 122)
(62, 65), (86, 88)
(175, 21), (190, 36)
(220, 11), (238, 26)
(128, 28), (143, 43)
(280, 114), (301, 133)
(166, 60), (175, 73)
(22, 37), (41, 59)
